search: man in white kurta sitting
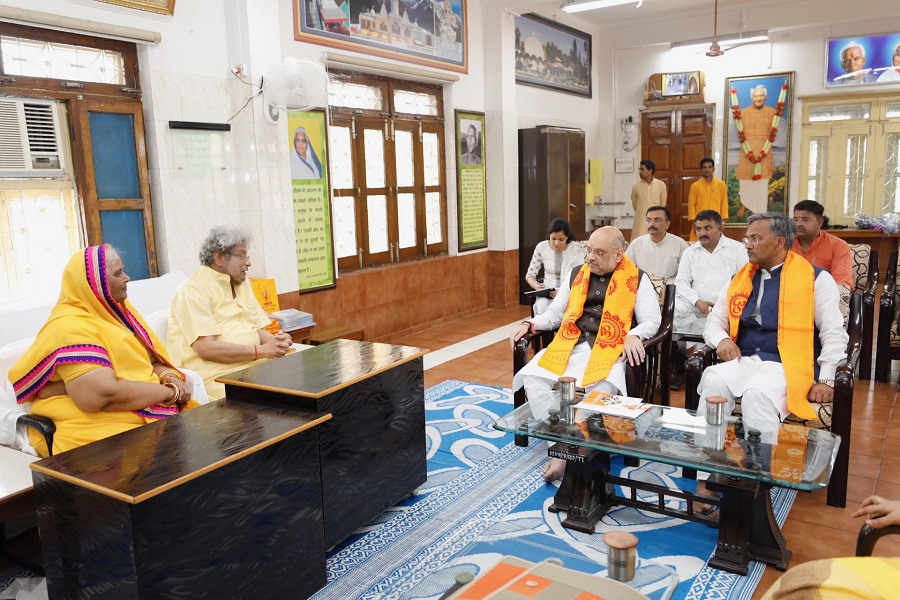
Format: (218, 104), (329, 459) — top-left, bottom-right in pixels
(510, 227), (662, 482)
(697, 212), (848, 427)
(674, 210), (748, 337)
(625, 206), (689, 283)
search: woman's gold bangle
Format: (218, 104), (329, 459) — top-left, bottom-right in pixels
(161, 382), (179, 406)
(159, 369), (182, 383)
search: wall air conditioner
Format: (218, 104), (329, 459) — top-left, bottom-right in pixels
(0, 98), (65, 178)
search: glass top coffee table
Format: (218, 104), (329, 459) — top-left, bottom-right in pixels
(493, 403), (840, 575)
(407, 520), (678, 600)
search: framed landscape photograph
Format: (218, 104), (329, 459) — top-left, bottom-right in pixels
(294, 0), (468, 73)
(514, 13), (591, 98)
(456, 110), (487, 251)
(722, 72), (794, 225)
(825, 32), (900, 86)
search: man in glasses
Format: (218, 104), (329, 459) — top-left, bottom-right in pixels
(167, 225), (293, 400)
(790, 200), (854, 290)
(696, 213), (847, 428)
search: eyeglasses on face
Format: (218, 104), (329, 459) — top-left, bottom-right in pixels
(227, 252), (251, 261)
(742, 235), (776, 246)
(792, 217), (816, 223)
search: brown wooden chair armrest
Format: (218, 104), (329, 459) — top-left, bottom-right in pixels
(875, 250), (898, 382)
(684, 344), (715, 411)
(856, 523), (900, 557)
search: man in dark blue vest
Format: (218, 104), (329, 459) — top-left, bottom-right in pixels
(696, 213), (848, 427)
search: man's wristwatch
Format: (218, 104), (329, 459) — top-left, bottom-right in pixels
(816, 379), (834, 388)
(521, 321), (535, 335)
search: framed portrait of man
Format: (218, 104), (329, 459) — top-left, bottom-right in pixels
(825, 33), (900, 86)
(722, 72), (795, 225)
(455, 110), (487, 251)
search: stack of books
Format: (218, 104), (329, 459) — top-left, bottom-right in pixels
(268, 309), (316, 331)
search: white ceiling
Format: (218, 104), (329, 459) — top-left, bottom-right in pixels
(502, 0), (796, 35)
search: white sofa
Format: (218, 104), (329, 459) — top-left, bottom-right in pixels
(0, 270), (202, 507)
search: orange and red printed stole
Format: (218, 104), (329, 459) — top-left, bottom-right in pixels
(538, 258), (639, 387)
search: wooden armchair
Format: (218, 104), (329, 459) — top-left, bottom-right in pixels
(684, 293), (862, 508)
(856, 522), (900, 556)
(847, 244), (878, 380)
(875, 249), (900, 383)
(512, 282), (675, 447)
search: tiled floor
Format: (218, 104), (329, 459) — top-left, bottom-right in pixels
(389, 306), (900, 599)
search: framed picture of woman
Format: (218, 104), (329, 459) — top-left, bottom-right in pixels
(722, 72), (794, 224)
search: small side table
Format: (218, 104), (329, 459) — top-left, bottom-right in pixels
(309, 325), (365, 345)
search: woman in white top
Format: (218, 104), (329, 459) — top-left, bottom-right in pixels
(524, 219), (587, 315)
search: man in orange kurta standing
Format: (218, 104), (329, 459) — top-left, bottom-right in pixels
(687, 157), (728, 241)
(736, 86), (776, 218)
(790, 200), (854, 291)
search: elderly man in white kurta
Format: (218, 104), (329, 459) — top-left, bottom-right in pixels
(510, 227), (661, 482)
(674, 210), (748, 335)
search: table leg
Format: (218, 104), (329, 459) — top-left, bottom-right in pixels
(547, 444), (616, 533)
(705, 475), (791, 575)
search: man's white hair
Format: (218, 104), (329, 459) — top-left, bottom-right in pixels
(840, 40), (866, 59)
(750, 85), (768, 97)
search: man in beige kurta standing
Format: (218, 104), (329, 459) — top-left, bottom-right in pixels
(736, 85), (776, 218)
(630, 159), (667, 239)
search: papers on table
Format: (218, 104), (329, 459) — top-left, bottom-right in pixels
(655, 410), (707, 433)
(268, 309), (315, 331)
(574, 391), (652, 419)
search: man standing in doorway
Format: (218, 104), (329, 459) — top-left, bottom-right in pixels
(736, 86), (776, 218)
(687, 157), (728, 241)
(630, 160), (667, 238)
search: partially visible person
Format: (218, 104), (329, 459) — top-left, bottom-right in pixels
(9, 245), (198, 457)
(630, 160), (667, 238)
(460, 124), (482, 166)
(761, 494), (900, 599)
(696, 213), (848, 428)
(832, 41), (878, 85)
(290, 126), (323, 180)
(510, 227), (661, 482)
(687, 158), (728, 241)
(791, 200), (854, 290)
(625, 206), (689, 282)
(524, 218), (587, 315)
(674, 210), (748, 335)
(736, 86), (776, 218)
(167, 226), (293, 400)
(876, 42), (900, 82)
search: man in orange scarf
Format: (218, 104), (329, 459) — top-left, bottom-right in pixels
(510, 227), (662, 481)
(697, 213), (847, 427)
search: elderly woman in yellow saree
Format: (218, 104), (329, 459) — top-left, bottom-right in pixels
(9, 245), (198, 456)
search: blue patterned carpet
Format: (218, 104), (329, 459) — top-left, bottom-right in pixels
(313, 380), (796, 600)
(0, 380), (795, 599)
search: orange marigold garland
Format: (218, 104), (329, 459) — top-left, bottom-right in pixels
(730, 80), (789, 180)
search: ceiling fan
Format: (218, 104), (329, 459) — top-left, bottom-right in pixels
(706, 0), (725, 57)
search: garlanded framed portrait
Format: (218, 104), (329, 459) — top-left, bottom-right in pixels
(293, 0), (468, 74)
(825, 33), (900, 87)
(287, 109), (336, 293)
(514, 13), (591, 98)
(722, 72), (794, 225)
(455, 110), (487, 252)
(95, 0), (175, 15)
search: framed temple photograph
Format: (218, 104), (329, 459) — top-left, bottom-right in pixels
(293, 0), (468, 73)
(825, 32), (900, 87)
(722, 72), (794, 225)
(455, 110), (487, 251)
(95, 0), (175, 14)
(514, 13), (591, 98)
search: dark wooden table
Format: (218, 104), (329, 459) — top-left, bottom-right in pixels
(31, 400), (331, 599)
(218, 339), (429, 549)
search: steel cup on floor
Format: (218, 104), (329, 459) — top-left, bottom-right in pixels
(603, 531), (638, 582)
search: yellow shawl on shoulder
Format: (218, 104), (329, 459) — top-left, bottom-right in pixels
(726, 252), (816, 420)
(538, 257), (639, 386)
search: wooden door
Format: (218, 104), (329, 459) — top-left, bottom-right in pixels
(641, 105), (714, 240)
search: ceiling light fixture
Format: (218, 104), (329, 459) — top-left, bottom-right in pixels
(669, 31), (769, 52)
(561, 0), (643, 14)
